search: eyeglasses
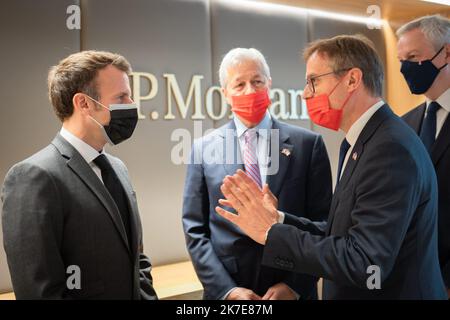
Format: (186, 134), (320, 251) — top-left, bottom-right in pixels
(305, 68), (352, 94)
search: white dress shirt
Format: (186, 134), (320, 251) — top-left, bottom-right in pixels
(426, 88), (450, 139)
(59, 127), (104, 183)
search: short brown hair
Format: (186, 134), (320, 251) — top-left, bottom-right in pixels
(48, 50), (132, 121)
(303, 34), (384, 97)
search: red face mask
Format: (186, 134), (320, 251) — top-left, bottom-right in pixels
(306, 76), (353, 131)
(231, 89), (271, 124)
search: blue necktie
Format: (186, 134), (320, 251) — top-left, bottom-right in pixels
(419, 101), (440, 153)
(336, 138), (350, 188)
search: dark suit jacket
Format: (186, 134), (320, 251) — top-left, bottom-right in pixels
(182, 118), (332, 299)
(262, 105), (447, 299)
(403, 102), (450, 288)
(1, 134), (157, 300)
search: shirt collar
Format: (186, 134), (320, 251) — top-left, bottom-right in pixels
(60, 127), (103, 164)
(426, 88), (450, 113)
(346, 100), (385, 147)
(233, 111), (272, 139)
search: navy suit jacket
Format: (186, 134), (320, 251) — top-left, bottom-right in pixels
(403, 102), (450, 288)
(182, 119), (332, 299)
(262, 105), (447, 299)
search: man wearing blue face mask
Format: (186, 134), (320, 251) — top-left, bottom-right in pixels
(397, 14), (450, 298)
(1, 50), (157, 300)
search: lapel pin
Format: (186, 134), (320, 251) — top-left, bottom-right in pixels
(352, 152), (358, 161)
(281, 148), (291, 157)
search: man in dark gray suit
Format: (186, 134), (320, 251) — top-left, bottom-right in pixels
(1, 50), (157, 300)
(217, 35), (447, 299)
(183, 48), (332, 300)
(397, 15), (450, 297)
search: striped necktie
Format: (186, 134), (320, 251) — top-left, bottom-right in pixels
(243, 128), (262, 188)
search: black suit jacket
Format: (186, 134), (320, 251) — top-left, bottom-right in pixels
(403, 102), (450, 287)
(183, 119), (332, 299)
(1, 134), (157, 299)
(262, 105), (447, 299)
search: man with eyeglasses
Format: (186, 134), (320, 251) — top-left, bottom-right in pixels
(216, 35), (447, 299)
(396, 14), (450, 298)
(183, 47), (332, 300)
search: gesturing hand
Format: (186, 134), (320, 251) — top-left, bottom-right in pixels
(216, 170), (279, 245)
(226, 287), (262, 300)
(262, 282), (297, 300)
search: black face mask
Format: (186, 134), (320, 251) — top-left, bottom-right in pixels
(86, 95), (138, 145)
(400, 46), (448, 95)
(103, 105), (138, 145)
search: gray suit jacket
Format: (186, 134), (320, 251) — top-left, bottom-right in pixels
(1, 134), (157, 300)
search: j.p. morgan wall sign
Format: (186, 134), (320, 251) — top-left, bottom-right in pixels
(130, 72), (310, 121)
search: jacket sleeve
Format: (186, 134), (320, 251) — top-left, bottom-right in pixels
(264, 141), (423, 289)
(305, 135), (332, 221)
(1, 162), (67, 299)
(182, 140), (237, 299)
(282, 134), (332, 298)
(138, 248), (158, 300)
(115, 157), (158, 300)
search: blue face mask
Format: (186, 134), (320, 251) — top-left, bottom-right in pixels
(400, 46), (447, 95)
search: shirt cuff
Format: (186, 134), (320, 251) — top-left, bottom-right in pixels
(278, 210), (285, 223)
(222, 287), (237, 300)
(264, 211), (284, 243)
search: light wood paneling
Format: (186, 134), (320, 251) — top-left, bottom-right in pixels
(262, 0), (449, 24)
(261, 0), (449, 114)
(0, 260), (203, 300)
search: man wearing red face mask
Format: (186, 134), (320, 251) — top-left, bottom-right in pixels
(183, 48), (332, 300)
(216, 36), (447, 299)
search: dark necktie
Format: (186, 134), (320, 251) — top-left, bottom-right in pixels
(336, 138), (351, 188)
(419, 101), (440, 153)
(94, 154), (131, 245)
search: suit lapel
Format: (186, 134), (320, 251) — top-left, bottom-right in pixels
(110, 158), (140, 258)
(266, 120), (293, 196)
(326, 105), (392, 235)
(51, 134), (131, 254)
(219, 121), (244, 176)
(405, 102), (449, 166)
(335, 144), (364, 196)
(407, 103), (426, 134)
(431, 113), (450, 166)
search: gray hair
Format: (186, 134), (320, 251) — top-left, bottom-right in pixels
(396, 14), (450, 51)
(219, 48), (271, 88)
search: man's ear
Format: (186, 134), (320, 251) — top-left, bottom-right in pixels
(72, 93), (90, 115)
(267, 76), (272, 89)
(222, 87), (232, 105)
(347, 68), (363, 92)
